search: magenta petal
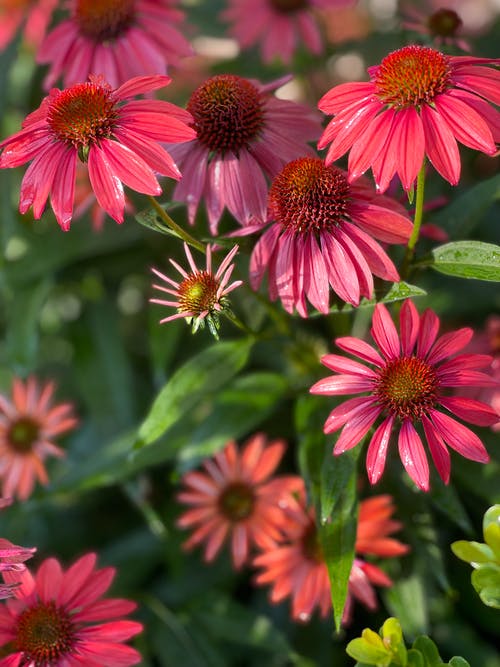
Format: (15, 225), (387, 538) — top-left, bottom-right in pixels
(333, 404), (380, 454)
(439, 396), (499, 426)
(99, 139), (161, 195)
(249, 224), (280, 290)
(341, 222), (399, 282)
(275, 231), (296, 314)
(320, 232), (360, 306)
(348, 111), (393, 182)
(399, 299), (420, 356)
(318, 82), (375, 115)
(87, 146), (125, 223)
(335, 227), (374, 299)
(434, 94), (495, 154)
(324, 397), (378, 434)
(310, 375), (373, 396)
(335, 336), (384, 367)
(392, 107), (425, 191)
(416, 308), (440, 358)
(50, 148), (76, 230)
(422, 416), (450, 484)
(398, 421), (430, 491)
(371, 303), (400, 360)
(114, 74), (171, 99)
(303, 233), (330, 314)
(426, 327), (473, 365)
(429, 409), (490, 463)
(320, 354), (378, 378)
(366, 415), (394, 484)
(18, 142), (64, 219)
(421, 104), (461, 185)
(349, 202), (412, 244)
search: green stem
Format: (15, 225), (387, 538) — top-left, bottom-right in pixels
(401, 163), (426, 280)
(222, 309), (258, 338)
(147, 196), (205, 253)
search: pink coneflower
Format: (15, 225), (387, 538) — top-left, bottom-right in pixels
(167, 74), (322, 234)
(150, 242), (243, 339)
(310, 299), (499, 491)
(176, 433), (304, 569)
(253, 494), (408, 623)
(0, 552), (142, 665)
(402, 2), (471, 52)
(0, 0), (57, 53)
(318, 45), (500, 192)
(0, 377), (78, 500)
(249, 157), (412, 316)
(0, 74), (196, 231)
(222, 0), (352, 64)
(36, 0), (193, 90)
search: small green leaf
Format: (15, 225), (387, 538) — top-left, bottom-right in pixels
(412, 636), (442, 666)
(483, 505), (500, 532)
(471, 563), (500, 598)
(448, 657), (471, 667)
(382, 618), (407, 665)
(321, 282), (426, 316)
(451, 540), (494, 565)
(135, 204), (183, 237)
(136, 338), (253, 448)
(430, 241), (500, 281)
(346, 637), (391, 665)
(407, 649), (425, 667)
(484, 523), (500, 559)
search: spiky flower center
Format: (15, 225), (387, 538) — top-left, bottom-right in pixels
(301, 522), (323, 564)
(187, 75), (265, 154)
(75, 0), (136, 41)
(7, 417), (40, 453)
(15, 601), (75, 665)
(269, 0), (308, 12)
(177, 271), (220, 317)
(47, 82), (119, 154)
(374, 45), (451, 110)
(376, 356), (438, 421)
(218, 482), (255, 521)
(427, 9), (462, 38)
(269, 157), (351, 234)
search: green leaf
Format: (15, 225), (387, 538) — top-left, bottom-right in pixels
(412, 636), (442, 666)
(448, 657), (471, 667)
(450, 540), (494, 565)
(429, 483), (472, 534)
(478, 586), (500, 609)
(321, 282), (426, 316)
(407, 649), (425, 667)
(471, 563), (500, 607)
(383, 576), (428, 636)
(483, 505), (500, 532)
(430, 241), (500, 281)
(346, 637), (391, 665)
(381, 618), (407, 665)
(484, 523), (500, 560)
(319, 447), (359, 631)
(136, 338), (253, 448)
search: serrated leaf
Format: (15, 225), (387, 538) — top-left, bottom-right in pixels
(430, 241), (500, 281)
(136, 338), (253, 448)
(451, 540), (494, 565)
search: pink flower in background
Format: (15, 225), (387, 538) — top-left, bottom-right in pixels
(0, 499), (36, 600)
(401, 2), (471, 52)
(168, 74), (322, 234)
(150, 242), (243, 338)
(222, 0), (353, 64)
(37, 0), (193, 90)
(253, 494), (408, 623)
(310, 299), (499, 491)
(249, 157), (412, 316)
(0, 0), (57, 52)
(318, 45), (500, 192)
(0, 74), (196, 230)
(0, 552), (142, 665)
(177, 434), (303, 569)
(0, 377), (78, 500)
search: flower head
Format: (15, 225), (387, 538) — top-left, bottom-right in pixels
(250, 157), (412, 316)
(168, 74), (322, 234)
(150, 242), (243, 339)
(253, 494), (408, 623)
(0, 377), (78, 500)
(318, 45), (500, 191)
(310, 300), (499, 491)
(222, 0), (352, 64)
(37, 0), (193, 89)
(0, 0), (57, 53)
(402, 2), (471, 52)
(0, 74), (196, 230)
(0, 552), (142, 665)
(176, 433), (303, 569)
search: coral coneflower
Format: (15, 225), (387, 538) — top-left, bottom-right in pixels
(222, 0), (352, 65)
(0, 552), (142, 665)
(0, 377), (78, 500)
(176, 434), (304, 569)
(253, 494), (408, 623)
(0, 0), (56, 52)
(167, 74), (322, 234)
(150, 242), (243, 339)
(37, 0), (193, 90)
(0, 74), (196, 230)
(249, 157), (412, 316)
(318, 45), (500, 191)
(402, 2), (471, 52)
(310, 299), (499, 491)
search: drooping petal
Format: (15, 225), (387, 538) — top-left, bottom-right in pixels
(398, 420), (430, 491)
(366, 416), (394, 485)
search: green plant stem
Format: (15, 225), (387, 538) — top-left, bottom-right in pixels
(147, 196), (205, 253)
(401, 163), (426, 280)
(222, 309), (258, 337)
